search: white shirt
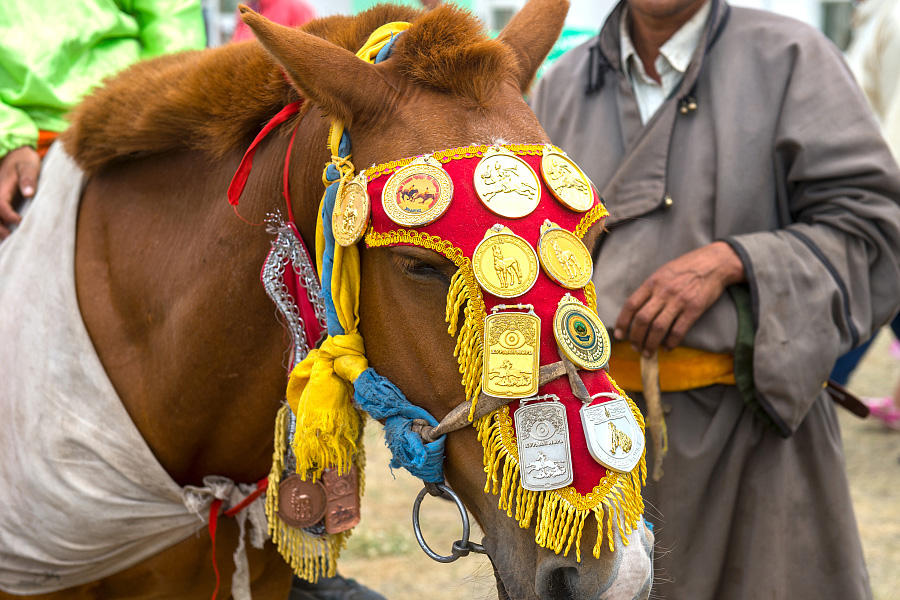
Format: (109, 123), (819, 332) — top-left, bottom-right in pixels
(620, 1), (712, 123)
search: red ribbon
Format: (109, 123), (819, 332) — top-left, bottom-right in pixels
(208, 477), (270, 600)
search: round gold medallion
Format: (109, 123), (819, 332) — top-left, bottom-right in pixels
(381, 156), (452, 227)
(332, 172), (370, 247)
(537, 220), (593, 289)
(540, 146), (594, 212)
(473, 146), (541, 218)
(553, 293), (610, 370)
(472, 225), (539, 298)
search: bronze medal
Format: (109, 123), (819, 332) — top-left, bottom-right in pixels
(537, 220), (593, 289)
(473, 146), (541, 218)
(483, 305), (540, 399)
(277, 474), (327, 529)
(580, 393), (644, 473)
(321, 466), (361, 534)
(381, 156), (453, 227)
(553, 293), (611, 370)
(472, 225), (539, 298)
(333, 172), (370, 247)
(515, 395), (573, 491)
(540, 145), (594, 212)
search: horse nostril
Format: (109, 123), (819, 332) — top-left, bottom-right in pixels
(544, 566), (579, 600)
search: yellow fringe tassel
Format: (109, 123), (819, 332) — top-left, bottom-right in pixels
(266, 404), (366, 581)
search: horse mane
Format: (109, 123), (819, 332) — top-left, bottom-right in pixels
(62, 4), (517, 175)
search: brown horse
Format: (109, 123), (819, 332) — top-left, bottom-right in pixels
(0, 1), (652, 598)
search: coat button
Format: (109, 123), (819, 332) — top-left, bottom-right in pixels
(663, 195), (674, 207)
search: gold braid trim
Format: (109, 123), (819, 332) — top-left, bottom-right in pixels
(265, 405), (366, 582)
(365, 228), (486, 417)
(575, 202), (609, 238)
(363, 144), (548, 181)
(474, 375), (646, 561)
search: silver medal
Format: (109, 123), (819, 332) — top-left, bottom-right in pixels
(580, 393), (644, 473)
(514, 394), (573, 491)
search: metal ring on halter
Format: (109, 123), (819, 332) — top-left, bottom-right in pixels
(412, 483), (486, 563)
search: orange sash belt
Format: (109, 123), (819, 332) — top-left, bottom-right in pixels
(37, 130), (59, 158)
(608, 342), (736, 392)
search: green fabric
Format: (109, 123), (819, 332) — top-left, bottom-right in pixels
(729, 284), (781, 434)
(0, 0), (206, 157)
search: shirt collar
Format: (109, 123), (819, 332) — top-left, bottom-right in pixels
(620, 1), (712, 83)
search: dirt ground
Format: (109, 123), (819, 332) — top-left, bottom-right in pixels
(339, 329), (900, 600)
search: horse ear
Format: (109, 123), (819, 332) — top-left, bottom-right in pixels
(498, 0), (569, 92)
(238, 5), (395, 124)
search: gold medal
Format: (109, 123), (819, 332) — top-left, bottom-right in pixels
(333, 172), (370, 247)
(580, 393), (645, 473)
(553, 293), (610, 370)
(381, 156), (453, 227)
(472, 225), (539, 298)
(473, 146), (540, 218)
(483, 304), (540, 398)
(537, 219), (593, 289)
(540, 145), (593, 212)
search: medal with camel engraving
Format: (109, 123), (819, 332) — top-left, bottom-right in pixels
(515, 394), (573, 491)
(473, 146), (541, 218)
(580, 393), (644, 473)
(333, 171), (370, 247)
(472, 225), (539, 298)
(381, 155), (453, 227)
(537, 219), (592, 289)
(540, 145), (594, 212)
(277, 474), (327, 528)
(321, 466), (361, 534)
(483, 304), (540, 398)
(553, 293), (611, 370)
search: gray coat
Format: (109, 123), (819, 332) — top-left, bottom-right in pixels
(533, 1), (900, 598)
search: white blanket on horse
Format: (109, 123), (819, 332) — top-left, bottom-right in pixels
(0, 145), (267, 595)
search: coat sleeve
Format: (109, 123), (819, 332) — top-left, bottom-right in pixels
(0, 102), (38, 160)
(724, 31), (900, 435)
(129, 0), (207, 58)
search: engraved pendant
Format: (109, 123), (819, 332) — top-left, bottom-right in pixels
(473, 146), (541, 218)
(540, 145), (594, 212)
(483, 305), (540, 398)
(321, 466), (361, 534)
(381, 156), (453, 227)
(472, 224), (539, 298)
(277, 474), (327, 528)
(553, 293), (611, 370)
(537, 219), (593, 289)
(333, 171), (370, 247)
(580, 393), (645, 473)
(515, 395), (574, 491)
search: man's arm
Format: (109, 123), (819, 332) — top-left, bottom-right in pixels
(0, 103), (40, 239)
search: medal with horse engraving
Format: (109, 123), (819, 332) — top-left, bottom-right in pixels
(473, 146), (541, 218)
(277, 474), (327, 528)
(514, 395), (573, 491)
(540, 146), (594, 212)
(321, 466), (361, 534)
(553, 293), (610, 370)
(580, 393), (644, 473)
(472, 225), (539, 298)
(333, 172), (370, 246)
(483, 305), (540, 398)
(381, 156), (453, 227)
(537, 220), (592, 289)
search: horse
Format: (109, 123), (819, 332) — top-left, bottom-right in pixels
(0, 1), (653, 598)
(492, 244), (523, 288)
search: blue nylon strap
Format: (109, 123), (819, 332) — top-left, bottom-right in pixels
(354, 369), (446, 483)
(317, 31), (447, 482)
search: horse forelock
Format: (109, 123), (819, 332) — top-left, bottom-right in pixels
(62, 3), (515, 176)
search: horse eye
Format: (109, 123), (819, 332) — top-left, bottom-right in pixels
(394, 254), (449, 284)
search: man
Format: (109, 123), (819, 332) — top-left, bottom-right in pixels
(532, 0), (900, 598)
(0, 0), (206, 239)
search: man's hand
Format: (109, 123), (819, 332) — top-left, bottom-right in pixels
(0, 146), (41, 239)
(613, 241), (746, 356)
